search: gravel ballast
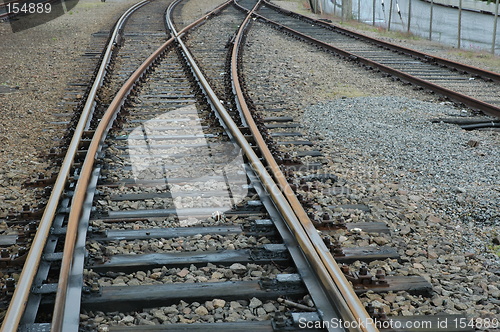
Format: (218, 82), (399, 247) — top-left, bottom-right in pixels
(242, 3), (500, 324)
(303, 97), (499, 318)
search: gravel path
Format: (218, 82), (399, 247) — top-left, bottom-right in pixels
(305, 96), (499, 226)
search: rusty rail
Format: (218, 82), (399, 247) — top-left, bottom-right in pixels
(37, 0), (371, 330)
(49, 1), (234, 331)
(167, 0), (377, 330)
(0, 1), (151, 332)
(172, 0), (233, 38)
(51, 39), (174, 331)
(231, 1), (377, 331)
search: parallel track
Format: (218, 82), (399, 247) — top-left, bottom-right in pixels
(239, 0), (500, 119)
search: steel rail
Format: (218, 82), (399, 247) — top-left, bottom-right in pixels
(0, 1), (150, 331)
(231, 1), (376, 331)
(169, 0), (375, 330)
(263, 0), (500, 83)
(49, 1), (234, 330)
(0, 0), (17, 8)
(49, 0), (363, 330)
(51, 41), (174, 332)
(251, 5), (500, 119)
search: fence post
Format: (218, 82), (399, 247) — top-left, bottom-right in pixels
(407, 0), (411, 32)
(493, 0), (499, 54)
(388, 0), (393, 30)
(341, 0), (343, 21)
(429, 0), (434, 40)
(309, 0), (316, 13)
(373, 0), (376, 25)
(458, 0), (462, 48)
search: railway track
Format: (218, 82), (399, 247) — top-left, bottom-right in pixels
(1, 0), (372, 331)
(0, 0), (496, 331)
(239, 0), (500, 120)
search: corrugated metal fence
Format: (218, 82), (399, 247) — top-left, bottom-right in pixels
(309, 0), (500, 54)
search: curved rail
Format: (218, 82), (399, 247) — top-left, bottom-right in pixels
(49, 29), (174, 332)
(49, 1), (234, 330)
(0, 1), (150, 331)
(11, 0), (394, 330)
(264, 0), (500, 83)
(50, 38), (174, 332)
(172, 0), (233, 37)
